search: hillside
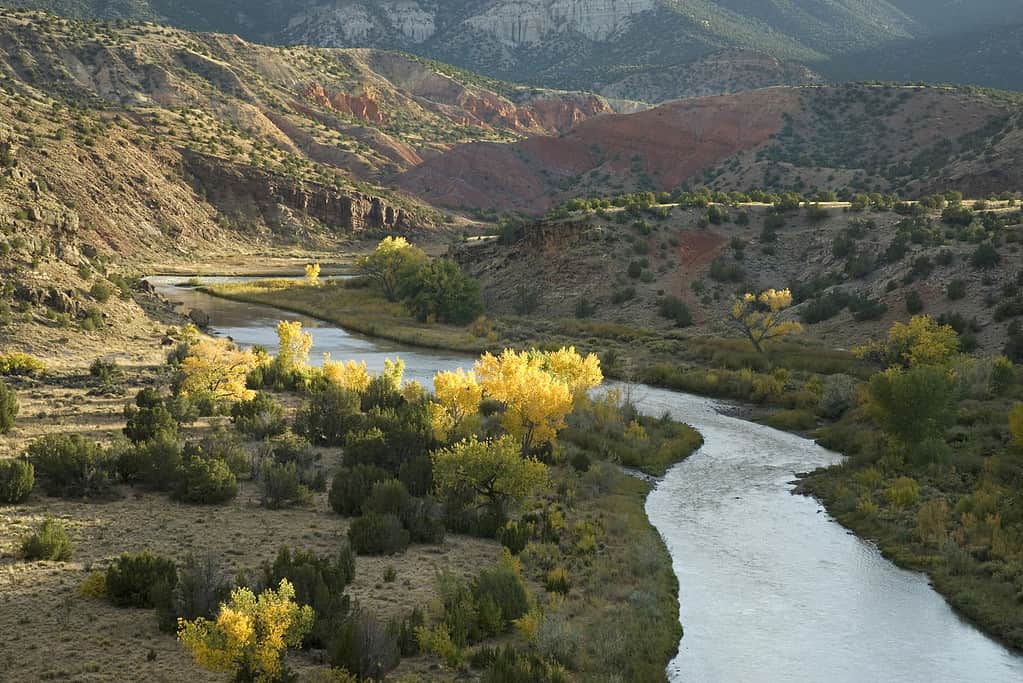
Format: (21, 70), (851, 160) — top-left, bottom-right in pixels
(395, 84), (1023, 214)
(4, 0), (1022, 98)
(454, 197), (1023, 354)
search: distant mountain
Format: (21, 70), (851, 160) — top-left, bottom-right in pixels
(5, 0), (1022, 100)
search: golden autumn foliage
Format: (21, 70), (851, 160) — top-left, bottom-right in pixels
(431, 368), (483, 439)
(177, 579), (313, 683)
(304, 263), (321, 284)
(179, 338), (259, 402)
(431, 435), (549, 513)
(1008, 403), (1023, 448)
(322, 355), (372, 393)
(536, 346), (603, 403)
(856, 315), (959, 368)
(474, 349), (577, 453)
(730, 288), (802, 353)
(275, 320), (312, 371)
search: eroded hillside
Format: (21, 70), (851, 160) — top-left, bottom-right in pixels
(397, 84), (1023, 214)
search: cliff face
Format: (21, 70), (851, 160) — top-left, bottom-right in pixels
(182, 152), (412, 234)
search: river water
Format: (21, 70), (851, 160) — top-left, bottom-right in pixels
(150, 276), (1023, 682)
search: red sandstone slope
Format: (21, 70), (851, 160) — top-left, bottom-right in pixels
(393, 88), (799, 213)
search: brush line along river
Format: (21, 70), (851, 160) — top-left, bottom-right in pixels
(150, 276), (1023, 682)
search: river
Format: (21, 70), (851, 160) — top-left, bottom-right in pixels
(150, 276), (1023, 683)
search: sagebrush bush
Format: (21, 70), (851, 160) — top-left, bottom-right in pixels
(106, 551), (178, 608)
(328, 464), (390, 516)
(172, 552), (231, 624)
(26, 434), (114, 498)
(0, 379), (18, 434)
(20, 517), (73, 561)
(328, 609), (400, 680)
(0, 458), (33, 503)
(348, 513), (409, 555)
(173, 457), (237, 504)
(230, 392), (287, 439)
(818, 374), (859, 419)
(260, 461), (313, 509)
(482, 646), (568, 683)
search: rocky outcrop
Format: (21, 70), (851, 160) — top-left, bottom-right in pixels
(304, 82), (385, 123)
(182, 151), (414, 233)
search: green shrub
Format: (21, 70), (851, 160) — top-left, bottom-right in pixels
(106, 551), (178, 608)
(905, 290), (924, 314)
(482, 646), (567, 683)
(123, 389), (178, 444)
(818, 374), (859, 419)
(397, 258), (484, 324)
(89, 280), (115, 303)
(260, 461), (313, 509)
(329, 464), (390, 516)
(173, 457), (237, 504)
(183, 432), (251, 478)
(0, 380), (18, 434)
(497, 521), (532, 555)
(400, 496), (446, 544)
(0, 458), (33, 503)
(398, 454), (433, 497)
(117, 432), (183, 490)
(657, 296), (692, 327)
(389, 607), (425, 657)
(268, 431), (315, 469)
(947, 279), (966, 300)
(89, 358), (123, 384)
(348, 513), (409, 555)
(20, 517), (72, 561)
(971, 242), (1000, 269)
(26, 434), (113, 498)
(262, 544), (355, 646)
(363, 479), (410, 516)
(295, 385), (363, 446)
(544, 567), (572, 594)
(230, 392), (287, 439)
(474, 563), (529, 629)
(764, 409), (816, 432)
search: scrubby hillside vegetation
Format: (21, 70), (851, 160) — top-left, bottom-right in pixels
(3, 0), (1021, 99)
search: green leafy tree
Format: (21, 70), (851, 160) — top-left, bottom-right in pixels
(867, 366), (955, 463)
(357, 236), (427, 301)
(398, 258), (483, 324)
(431, 436), (548, 518)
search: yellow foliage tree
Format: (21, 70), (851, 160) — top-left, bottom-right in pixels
(855, 315), (959, 368)
(322, 355), (372, 393)
(730, 288), (802, 353)
(356, 236), (427, 301)
(178, 579), (314, 683)
(275, 321), (312, 371)
(475, 349), (574, 453)
(1009, 403), (1023, 448)
(304, 263), (321, 284)
(431, 368), (483, 440)
(381, 357), (405, 391)
(180, 338), (259, 402)
(537, 346), (603, 403)
(431, 435), (549, 515)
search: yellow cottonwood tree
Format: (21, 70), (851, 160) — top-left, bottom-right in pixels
(856, 315), (959, 368)
(180, 338), (259, 402)
(431, 435), (549, 514)
(356, 236), (427, 301)
(275, 321), (312, 371)
(475, 349), (574, 453)
(538, 346), (603, 403)
(431, 368), (483, 439)
(730, 288), (802, 353)
(322, 355), (372, 393)
(304, 263), (320, 284)
(178, 579), (313, 683)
